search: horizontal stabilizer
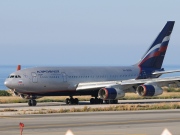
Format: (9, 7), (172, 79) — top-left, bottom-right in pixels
(152, 69), (180, 75)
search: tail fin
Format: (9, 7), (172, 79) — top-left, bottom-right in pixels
(137, 21), (175, 69)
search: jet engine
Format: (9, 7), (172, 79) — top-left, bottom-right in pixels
(136, 84), (163, 97)
(98, 87), (125, 100)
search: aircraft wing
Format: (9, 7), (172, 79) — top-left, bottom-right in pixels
(76, 81), (118, 90)
(76, 76), (180, 91)
(152, 69), (180, 75)
(120, 76), (180, 86)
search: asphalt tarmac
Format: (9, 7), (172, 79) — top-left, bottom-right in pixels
(0, 110), (180, 135)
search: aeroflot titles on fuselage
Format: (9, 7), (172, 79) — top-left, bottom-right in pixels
(37, 70), (60, 74)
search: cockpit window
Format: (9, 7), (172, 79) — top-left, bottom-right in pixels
(9, 75), (21, 78)
(10, 75), (14, 78)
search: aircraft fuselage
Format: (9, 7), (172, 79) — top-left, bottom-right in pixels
(5, 66), (144, 96)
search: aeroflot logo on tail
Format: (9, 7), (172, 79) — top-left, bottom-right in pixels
(37, 70), (60, 73)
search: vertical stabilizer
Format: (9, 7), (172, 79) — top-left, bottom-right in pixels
(138, 21), (175, 69)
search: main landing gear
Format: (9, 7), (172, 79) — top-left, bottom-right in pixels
(28, 99), (37, 106)
(104, 99), (118, 104)
(65, 96), (117, 105)
(65, 97), (79, 105)
(90, 97), (103, 104)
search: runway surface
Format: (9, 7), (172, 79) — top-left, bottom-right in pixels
(0, 99), (180, 115)
(0, 110), (180, 135)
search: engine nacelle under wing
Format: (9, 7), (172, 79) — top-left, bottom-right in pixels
(98, 87), (125, 100)
(136, 84), (163, 97)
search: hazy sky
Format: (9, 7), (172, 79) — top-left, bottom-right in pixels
(0, 0), (180, 66)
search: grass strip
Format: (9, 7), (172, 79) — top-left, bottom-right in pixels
(29, 103), (180, 114)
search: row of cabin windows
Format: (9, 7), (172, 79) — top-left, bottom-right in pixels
(39, 74), (139, 79)
(40, 75), (137, 78)
(49, 76), (60, 78)
(68, 74), (138, 78)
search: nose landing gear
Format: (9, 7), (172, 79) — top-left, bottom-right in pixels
(28, 99), (37, 106)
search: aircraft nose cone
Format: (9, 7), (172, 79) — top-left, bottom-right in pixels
(4, 81), (7, 86)
(4, 80), (11, 88)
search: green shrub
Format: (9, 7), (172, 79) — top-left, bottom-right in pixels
(0, 90), (11, 96)
(164, 87), (180, 92)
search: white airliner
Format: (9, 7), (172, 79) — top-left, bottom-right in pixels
(4, 21), (180, 106)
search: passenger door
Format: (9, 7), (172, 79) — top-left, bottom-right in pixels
(62, 72), (67, 82)
(31, 72), (38, 83)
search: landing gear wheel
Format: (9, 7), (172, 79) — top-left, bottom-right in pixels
(28, 100), (32, 106)
(99, 99), (103, 104)
(32, 99), (37, 106)
(70, 98), (74, 104)
(94, 98), (99, 104)
(28, 99), (37, 106)
(66, 98), (70, 104)
(105, 100), (109, 104)
(90, 98), (95, 104)
(90, 98), (103, 104)
(74, 98), (79, 104)
(113, 100), (118, 104)
(105, 100), (118, 104)
(67, 97), (79, 105)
